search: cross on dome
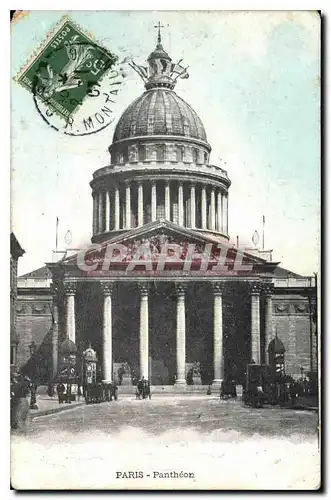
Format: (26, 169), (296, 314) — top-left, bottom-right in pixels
(154, 21), (164, 44)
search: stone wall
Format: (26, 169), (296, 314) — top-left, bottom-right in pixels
(16, 292), (53, 370)
(271, 293), (315, 379)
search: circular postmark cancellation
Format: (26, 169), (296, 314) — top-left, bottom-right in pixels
(15, 17), (124, 136)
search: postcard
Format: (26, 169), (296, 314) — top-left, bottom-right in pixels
(10, 10), (320, 490)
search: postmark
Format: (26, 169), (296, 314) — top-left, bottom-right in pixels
(15, 16), (124, 135)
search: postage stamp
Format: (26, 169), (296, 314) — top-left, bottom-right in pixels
(15, 16), (123, 135)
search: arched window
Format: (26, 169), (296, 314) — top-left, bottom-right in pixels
(204, 151), (208, 164)
(138, 145), (146, 162)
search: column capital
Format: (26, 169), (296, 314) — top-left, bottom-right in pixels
(262, 282), (274, 296)
(175, 283), (187, 296)
(100, 281), (114, 295)
(178, 180), (184, 187)
(63, 281), (77, 295)
(124, 179), (131, 186)
(211, 281), (227, 296)
(138, 282), (149, 296)
(249, 282), (262, 295)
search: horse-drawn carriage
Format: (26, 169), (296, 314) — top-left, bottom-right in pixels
(136, 378), (151, 400)
(242, 364), (273, 408)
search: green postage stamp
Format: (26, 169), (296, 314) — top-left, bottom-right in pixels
(15, 16), (120, 132)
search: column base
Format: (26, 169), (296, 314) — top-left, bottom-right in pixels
(174, 379), (186, 386)
(102, 380), (113, 385)
(212, 379), (223, 388)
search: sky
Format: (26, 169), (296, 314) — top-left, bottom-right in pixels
(10, 10), (320, 276)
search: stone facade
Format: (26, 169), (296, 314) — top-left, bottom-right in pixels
(271, 290), (317, 379)
(15, 33), (318, 386)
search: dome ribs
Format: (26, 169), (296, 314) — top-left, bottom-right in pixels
(153, 90), (166, 135)
(147, 90), (158, 134)
(169, 92), (186, 137)
(130, 92), (149, 137)
(135, 92), (152, 136)
(163, 90), (174, 134)
(113, 96), (140, 142)
(111, 88), (209, 145)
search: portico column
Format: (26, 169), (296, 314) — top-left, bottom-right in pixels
(138, 182), (144, 226)
(201, 185), (207, 229)
(115, 187), (120, 230)
(151, 182), (157, 221)
(217, 190), (222, 232)
(190, 183), (196, 228)
(51, 284), (59, 379)
(139, 283), (149, 380)
(105, 190), (110, 232)
(165, 182), (170, 220)
(250, 283), (261, 364)
(212, 282), (224, 386)
(98, 192), (103, 233)
(264, 285), (274, 363)
(175, 283), (187, 385)
(125, 182), (131, 229)
(101, 282), (113, 383)
(64, 282), (76, 344)
(210, 187), (216, 230)
(178, 182), (184, 226)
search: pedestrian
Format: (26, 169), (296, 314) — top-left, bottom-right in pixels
(56, 383), (65, 404)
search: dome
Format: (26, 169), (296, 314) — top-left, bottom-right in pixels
(59, 338), (77, 355)
(112, 89), (208, 144)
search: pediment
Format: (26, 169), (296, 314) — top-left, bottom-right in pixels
(53, 220), (278, 277)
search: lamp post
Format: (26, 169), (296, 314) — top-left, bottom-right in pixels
(28, 341), (39, 410)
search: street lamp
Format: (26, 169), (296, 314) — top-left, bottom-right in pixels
(28, 341), (39, 410)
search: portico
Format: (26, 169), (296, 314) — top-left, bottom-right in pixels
(53, 268), (274, 387)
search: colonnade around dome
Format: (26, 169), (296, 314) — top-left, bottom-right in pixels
(92, 180), (229, 239)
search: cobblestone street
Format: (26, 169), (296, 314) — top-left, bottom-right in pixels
(11, 395), (320, 490)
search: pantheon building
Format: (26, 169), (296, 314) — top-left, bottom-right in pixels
(15, 32), (317, 388)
